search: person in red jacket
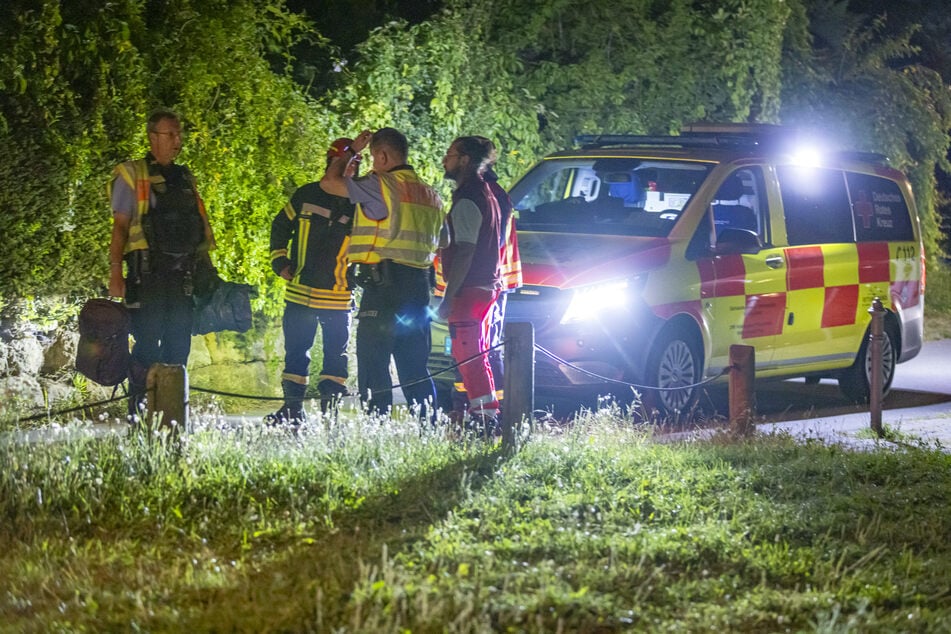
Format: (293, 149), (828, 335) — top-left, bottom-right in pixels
(433, 138), (522, 419)
(437, 136), (502, 431)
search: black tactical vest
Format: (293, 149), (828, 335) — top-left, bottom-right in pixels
(143, 161), (204, 257)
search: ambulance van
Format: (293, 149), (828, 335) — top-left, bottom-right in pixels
(432, 124), (925, 416)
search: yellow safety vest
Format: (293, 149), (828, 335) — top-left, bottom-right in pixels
(108, 158), (214, 254)
(348, 168), (444, 268)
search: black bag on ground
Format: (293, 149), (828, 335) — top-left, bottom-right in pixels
(75, 298), (132, 386)
(192, 280), (255, 335)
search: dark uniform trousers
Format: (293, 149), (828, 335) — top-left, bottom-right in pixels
(356, 262), (436, 418)
(128, 265), (194, 412)
(282, 301), (350, 387)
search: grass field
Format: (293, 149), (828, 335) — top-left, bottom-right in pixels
(2, 406), (950, 632)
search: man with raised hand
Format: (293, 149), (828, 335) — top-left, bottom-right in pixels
(320, 128), (444, 419)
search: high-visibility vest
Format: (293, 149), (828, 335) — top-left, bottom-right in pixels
(348, 168), (443, 268)
(109, 158), (214, 254)
(499, 216), (522, 290)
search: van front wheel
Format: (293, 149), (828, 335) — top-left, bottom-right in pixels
(838, 324), (897, 403)
(643, 328), (703, 418)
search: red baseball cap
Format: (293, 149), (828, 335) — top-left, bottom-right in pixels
(327, 137), (354, 158)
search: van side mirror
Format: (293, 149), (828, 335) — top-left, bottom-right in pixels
(714, 228), (763, 255)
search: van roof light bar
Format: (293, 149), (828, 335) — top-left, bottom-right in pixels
(574, 123), (890, 164)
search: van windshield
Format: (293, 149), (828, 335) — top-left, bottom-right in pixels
(510, 157), (711, 236)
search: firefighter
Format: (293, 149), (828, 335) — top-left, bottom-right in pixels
(108, 109), (216, 420)
(266, 138), (361, 425)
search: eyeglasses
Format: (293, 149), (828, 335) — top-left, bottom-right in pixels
(151, 130), (182, 138)
(444, 152), (464, 159)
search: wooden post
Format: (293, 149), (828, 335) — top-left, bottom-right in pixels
(502, 322), (534, 448)
(728, 344), (755, 436)
(146, 364), (189, 434)
(868, 297), (885, 438)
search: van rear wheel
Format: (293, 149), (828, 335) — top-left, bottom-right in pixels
(643, 328), (703, 418)
(838, 323), (897, 403)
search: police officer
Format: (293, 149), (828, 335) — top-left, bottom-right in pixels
(320, 128), (444, 418)
(108, 109), (216, 419)
(266, 139), (360, 424)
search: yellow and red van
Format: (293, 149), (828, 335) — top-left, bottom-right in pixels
(431, 124), (925, 415)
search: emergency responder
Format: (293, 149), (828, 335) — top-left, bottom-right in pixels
(437, 136), (502, 430)
(476, 137), (522, 396)
(319, 128), (444, 419)
(433, 138), (521, 419)
(108, 109), (216, 419)
(265, 138), (361, 425)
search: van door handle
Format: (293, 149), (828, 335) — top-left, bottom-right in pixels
(765, 255), (785, 269)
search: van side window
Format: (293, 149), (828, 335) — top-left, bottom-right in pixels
(712, 168), (767, 238)
(777, 166), (854, 245)
(846, 173), (914, 242)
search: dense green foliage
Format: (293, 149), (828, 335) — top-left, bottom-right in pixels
(324, 6), (543, 189)
(0, 1), (148, 300)
(780, 0), (951, 260)
(482, 0), (789, 138)
(1, 0), (949, 317)
(2, 413), (950, 630)
(0, 0), (339, 316)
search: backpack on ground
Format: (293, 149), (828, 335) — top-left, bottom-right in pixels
(75, 298), (132, 386)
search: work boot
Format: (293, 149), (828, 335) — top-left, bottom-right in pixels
(265, 379), (307, 426)
(317, 378), (349, 414)
(463, 412), (501, 440)
(127, 361), (149, 424)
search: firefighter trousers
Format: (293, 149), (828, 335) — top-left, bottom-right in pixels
(281, 301), (351, 391)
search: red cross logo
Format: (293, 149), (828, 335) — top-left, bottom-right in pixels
(853, 190), (874, 229)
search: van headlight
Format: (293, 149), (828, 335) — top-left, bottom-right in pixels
(560, 279), (632, 325)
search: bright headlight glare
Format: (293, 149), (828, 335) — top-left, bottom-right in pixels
(560, 280), (631, 324)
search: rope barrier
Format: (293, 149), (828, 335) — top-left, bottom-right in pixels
(533, 343), (731, 391)
(3, 393), (129, 425)
(3, 338), (732, 426)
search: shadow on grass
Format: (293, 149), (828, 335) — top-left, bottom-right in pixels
(178, 441), (514, 631)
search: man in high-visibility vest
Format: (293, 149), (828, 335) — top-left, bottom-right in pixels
(266, 138), (360, 425)
(320, 128), (444, 419)
(108, 109), (216, 419)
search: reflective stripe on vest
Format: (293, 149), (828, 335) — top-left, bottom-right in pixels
(348, 170), (444, 267)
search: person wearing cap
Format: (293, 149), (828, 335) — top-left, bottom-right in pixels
(437, 136), (502, 431)
(266, 138), (361, 425)
(320, 128), (444, 419)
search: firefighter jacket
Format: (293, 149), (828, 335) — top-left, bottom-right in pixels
(108, 154), (214, 255)
(270, 182), (355, 311)
(348, 167), (444, 268)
